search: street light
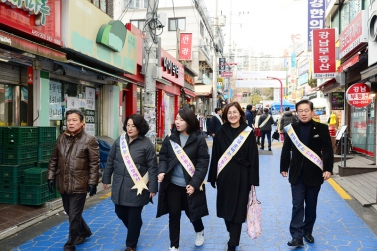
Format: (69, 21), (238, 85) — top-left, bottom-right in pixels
(267, 76), (283, 113)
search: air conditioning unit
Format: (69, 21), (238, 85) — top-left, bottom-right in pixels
(368, 2), (377, 66)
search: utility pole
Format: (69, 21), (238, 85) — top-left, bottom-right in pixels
(144, 0), (157, 145)
(212, 0), (218, 112)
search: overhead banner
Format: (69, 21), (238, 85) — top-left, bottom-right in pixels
(237, 71), (286, 79)
(312, 28), (337, 79)
(179, 33), (192, 60)
(308, 0), (325, 51)
(219, 58), (226, 75)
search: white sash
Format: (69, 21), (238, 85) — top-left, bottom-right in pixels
(120, 134), (149, 195)
(214, 114), (223, 125)
(259, 115), (271, 128)
(284, 124), (323, 170)
(217, 126), (252, 176)
(169, 139), (206, 191)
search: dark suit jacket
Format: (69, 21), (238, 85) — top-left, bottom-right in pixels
(211, 115), (222, 134)
(280, 120), (334, 186)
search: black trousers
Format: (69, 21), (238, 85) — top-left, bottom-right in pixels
(166, 183), (204, 248)
(260, 131), (271, 149)
(225, 220), (242, 247)
(61, 193), (91, 251)
(115, 204), (144, 248)
(290, 177), (321, 238)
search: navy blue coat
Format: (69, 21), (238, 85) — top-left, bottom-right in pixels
(245, 110), (254, 128)
(211, 115), (222, 134)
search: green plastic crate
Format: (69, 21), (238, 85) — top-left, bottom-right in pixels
(37, 143), (55, 161)
(0, 163), (34, 185)
(3, 127), (38, 146)
(23, 168), (48, 185)
(0, 184), (19, 204)
(38, 127), (57, 144)
(3, 146), (38, 165)
(35, 161), (49, 169)
(0, 147), (2, 164)
(19, 184), (53, 205)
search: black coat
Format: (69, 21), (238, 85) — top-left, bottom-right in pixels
(280, 120), (334, 186)
(208, 122), (259, 224)
(211, 115), (222, 134)
(156, 129), (209, 222)
(258, 113), (274, 132)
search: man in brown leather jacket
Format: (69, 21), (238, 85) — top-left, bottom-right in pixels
(47, 109), (99, 251)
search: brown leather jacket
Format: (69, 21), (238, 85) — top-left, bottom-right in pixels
(47, 129), (99, 194)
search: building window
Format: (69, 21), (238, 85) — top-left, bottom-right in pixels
(128, 0), (148, 9)
(87, 0), (107, 13)
(168, 18), (186, 31)
(200, 22), (204, 37)
(131, 20), (146, 31)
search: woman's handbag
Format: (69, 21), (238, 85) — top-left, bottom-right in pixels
(272, 130), (279, 141)
(246, 185), (261, 239)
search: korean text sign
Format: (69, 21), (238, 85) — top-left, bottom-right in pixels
(312, 28), (336, 79)
(179, 33), (192, 60)
(307, 0), (325, 51)
(346, 83), (373, 108)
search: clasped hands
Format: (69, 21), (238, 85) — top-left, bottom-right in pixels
(158, 173), (195, 196)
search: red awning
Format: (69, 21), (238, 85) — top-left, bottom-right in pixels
(184, 89), (195, 97)
(338, 53), (359, 73)
(316, 78), (336, 90)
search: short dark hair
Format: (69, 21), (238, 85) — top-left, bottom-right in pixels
(177, 108), (199, 134)
(246, 104), (252, 110)
(285, 106), (290, 111)
(295, 99), (314, 111)
(263, 108), (269, 113)
(123, 114), (150, 136)
(222, 102), (246, 124)
(66, 109), (84, 122)
(215, 108), (221, 113)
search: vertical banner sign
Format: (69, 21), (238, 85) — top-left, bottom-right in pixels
(86, 87), (95, 110)
(49, 81), (62, 120)
(308, 0), (325, 51)
(291, 52), (296, 68)
(312, 28), (336, 79)
(179, 33), (192, 60)
(219, 58), (226, 75)
(27, 66), (33, 84)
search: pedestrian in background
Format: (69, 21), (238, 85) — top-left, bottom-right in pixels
(47, 109), (99, 251)
(208, 102), (259, 251)
(258, 108), (274, 151)
(102, 114), (158, 251)
(251, 105), (257, 121)
(245, 104), (254, 129)
(276, 110), (284, 142)
(280, 99), (333, 247)
(211, 107), (223, 137)
(157, 108), (209, 251)
(279, 106), (297, 142)
(254, 108), (262, 145)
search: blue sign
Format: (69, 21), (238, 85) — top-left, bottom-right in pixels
(291, 52), (296, 68)
(299, 73), (308, 85)
(308, 0), (325, 51)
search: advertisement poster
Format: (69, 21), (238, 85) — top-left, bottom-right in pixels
(85, 124), (95, 136)
(86, 87), (95, 110)
(66, 97), (79, 110)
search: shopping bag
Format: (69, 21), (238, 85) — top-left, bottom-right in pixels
(280, 133), (284, 142)
(246, 185), (261, 239)
(272, 130), (279, 141)
(254, 128), (261, 137)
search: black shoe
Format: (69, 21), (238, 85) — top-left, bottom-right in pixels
(227, 244), (236, 251)
(304, 232), (314, 243)
(287, 238), (304, 247)
(268, 148), (272, 151)
(259, 148), (264, 150)
(76, 232), (92, 245)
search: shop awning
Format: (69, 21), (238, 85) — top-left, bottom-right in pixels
(338, 53), (359, 73)
(194, 85), (212, 96)
(361, 64), (377, 80)
(184, 88), (195, 97)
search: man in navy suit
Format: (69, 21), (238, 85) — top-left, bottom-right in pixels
(211, 108), (223, 137)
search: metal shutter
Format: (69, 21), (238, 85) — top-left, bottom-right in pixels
(0, 62), (21, 85)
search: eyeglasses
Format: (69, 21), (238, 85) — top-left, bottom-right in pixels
(298, 109), (311, 114)
(227, 111), (239, 116)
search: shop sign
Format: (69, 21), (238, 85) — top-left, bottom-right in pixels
(221, 71), (233, 78)
(346, 83), (373, 108)
(219, 58), (226, 75)
(339, 10), (368, 60)
(298, 62), (309, 76)
(85, 87), (96, 110)
(163, 57), (179, 77)
(179, 33), (192, 60)
(331, 92), (344, 110)
(85, 110), (96, 123)
(27, 66), (33, 84)
(49, 81), (62, 120)
(96, 20), (127, 52)
(312, 28), (337, 79)
(184, 74), (194, 86)
(307, 0), (325, 51)
(0, 1), (62, 45)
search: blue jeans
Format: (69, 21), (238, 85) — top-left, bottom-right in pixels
(260, 131), (271, 149)
(290, 177), (321, 238)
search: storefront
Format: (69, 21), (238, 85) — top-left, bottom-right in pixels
(182, 66), (197, 110)
(194, 85), (213, 115)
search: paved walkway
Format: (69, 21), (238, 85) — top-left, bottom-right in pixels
(12, 147), (377, 251)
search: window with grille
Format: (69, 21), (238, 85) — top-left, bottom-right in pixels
(87, 0), (107, 13)
(131, 20), (146, 31)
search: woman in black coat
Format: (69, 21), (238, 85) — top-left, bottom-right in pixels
(208, 102), (259, 251)
(156, 108), (209, 251)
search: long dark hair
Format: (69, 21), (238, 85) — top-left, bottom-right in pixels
(222, 102), (246, 124)
(176, 108), (199, 134)
(123, 114), (150, 136)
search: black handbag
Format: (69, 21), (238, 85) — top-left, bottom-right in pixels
(272, 130), (279, 141)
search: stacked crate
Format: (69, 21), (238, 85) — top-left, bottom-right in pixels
(0, 127), (3, 164)
(37, 127), (56, 162)
(20, 167), (54, 205)
(0, 127), (38, 204)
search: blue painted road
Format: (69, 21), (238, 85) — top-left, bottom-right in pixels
(14, 148), (377, 250)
